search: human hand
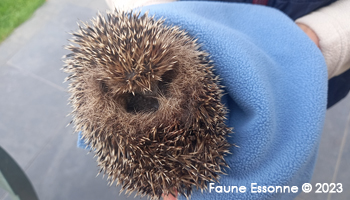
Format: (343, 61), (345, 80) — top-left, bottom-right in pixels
(162, 189), (178, 200)
(296, 23), (320, 48)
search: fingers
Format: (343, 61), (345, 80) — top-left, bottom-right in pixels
(162, 189), (178, 200)
(296, 23), (320, 48)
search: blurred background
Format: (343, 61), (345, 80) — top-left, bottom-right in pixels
(0, 0), (349, 200)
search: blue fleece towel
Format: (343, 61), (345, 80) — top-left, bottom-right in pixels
(78, 2), (327, 199)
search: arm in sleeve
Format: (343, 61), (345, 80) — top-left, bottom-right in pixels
(296, 0), (350, 79)
(106, 0), (176, 11)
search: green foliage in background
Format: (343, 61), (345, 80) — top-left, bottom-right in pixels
(0, 0), (45, 43)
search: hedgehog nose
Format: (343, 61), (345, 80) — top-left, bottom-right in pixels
(125, 92), (159, 113)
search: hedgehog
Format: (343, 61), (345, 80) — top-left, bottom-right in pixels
(63, 10), (232, 200)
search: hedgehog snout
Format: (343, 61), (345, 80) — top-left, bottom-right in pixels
(125, 92), (159, 113)
(124, 67), (178, 114)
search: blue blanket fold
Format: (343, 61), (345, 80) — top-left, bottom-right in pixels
(78, 2), (327, 199)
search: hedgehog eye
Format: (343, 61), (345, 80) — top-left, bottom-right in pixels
(100, 81), (109, 93)
(125, 93), (159, 114)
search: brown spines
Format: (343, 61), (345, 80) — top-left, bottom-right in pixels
(63, 10), (232, 200)
(65, 11), (179, 95)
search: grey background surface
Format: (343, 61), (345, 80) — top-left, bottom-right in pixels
(0, 0), (349, 200)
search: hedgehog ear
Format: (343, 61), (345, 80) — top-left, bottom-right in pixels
(157, 68), (177, 96)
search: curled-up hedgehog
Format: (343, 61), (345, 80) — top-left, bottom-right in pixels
(63, 10), (232, 200)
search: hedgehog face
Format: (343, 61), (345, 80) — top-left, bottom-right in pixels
(63, 11), (232, 200)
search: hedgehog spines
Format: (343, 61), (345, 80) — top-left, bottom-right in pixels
(63, 10), (232, 200)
